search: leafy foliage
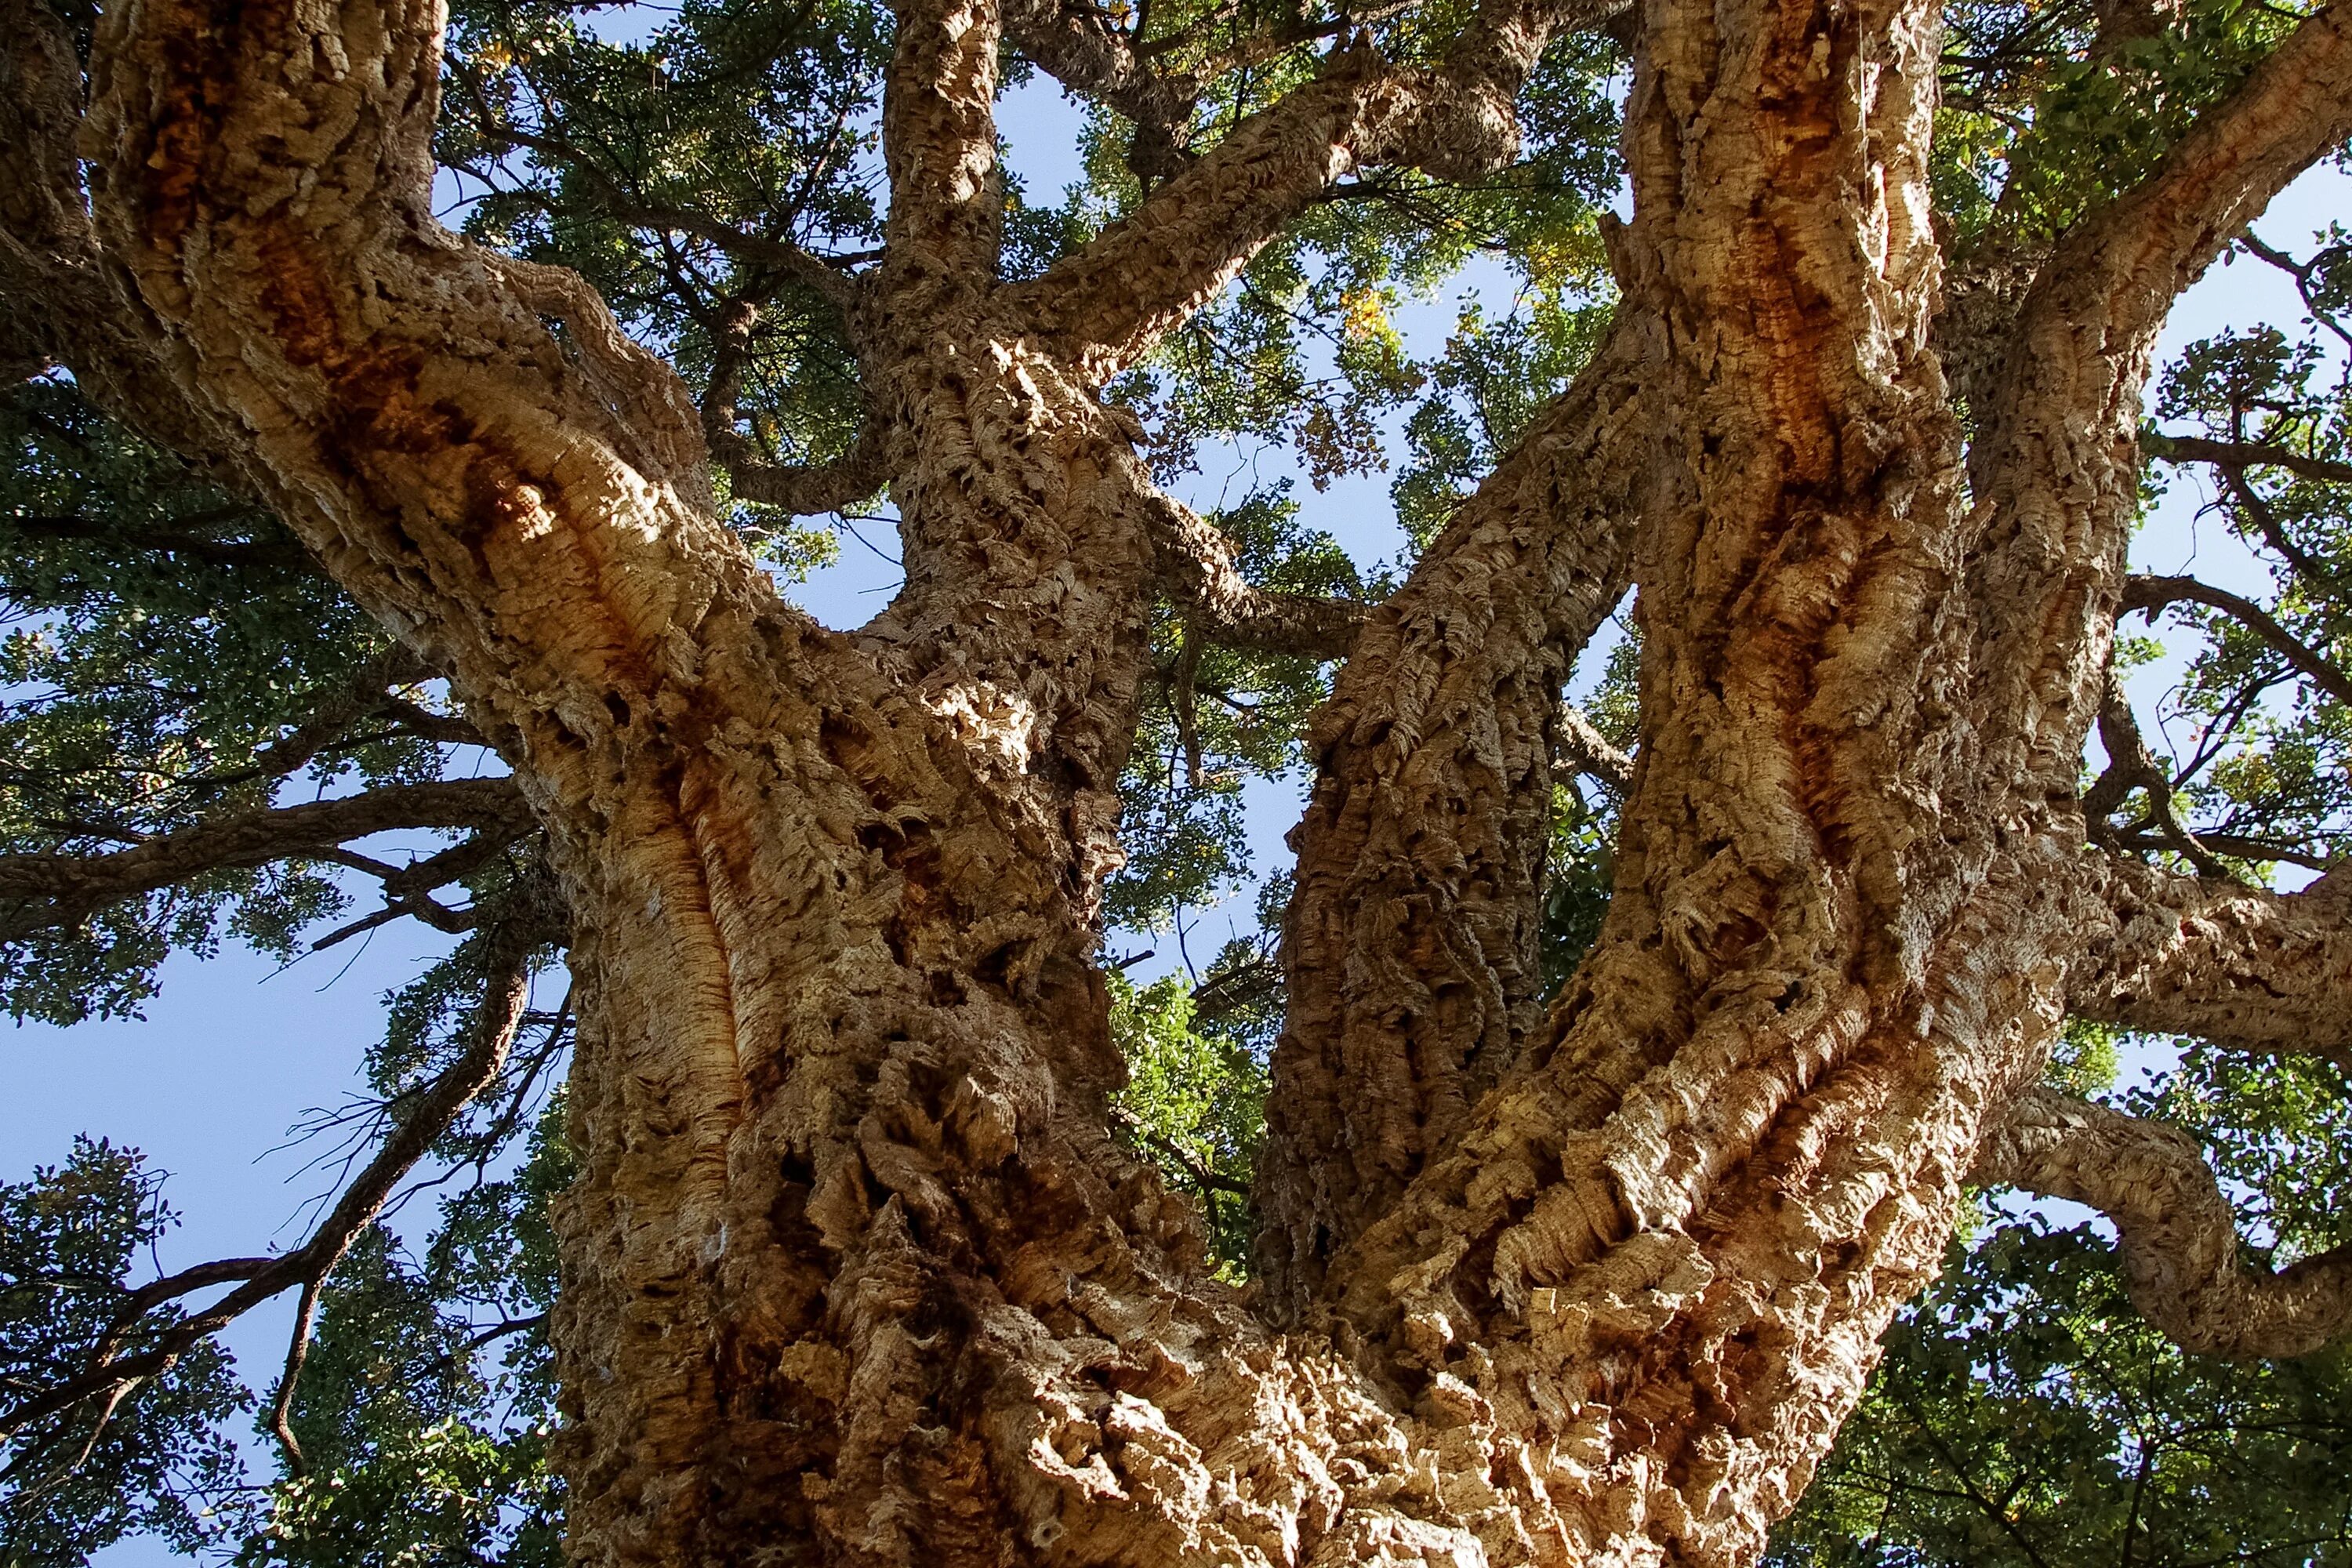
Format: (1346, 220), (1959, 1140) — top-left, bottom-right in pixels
(0, 1141), (249, 1566)
(1771, 1214), (2352, 1568)
(439, 0), (887, 467)
(0, 380), (429, 1024)
(1110, 969), (1269, 1275)
(236, 1109), (574, 1568)
(1110, 487), (1361, 931)
(1777, 1025), (2352, 1565)
(2133, 300), (2352, 873)
(1392, 292), (1614, 546)
(1936, 0), (2298, 247)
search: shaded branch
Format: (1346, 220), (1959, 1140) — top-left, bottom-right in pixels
(2082, 670), (2236, 880)
(266, 1276), (328, 1473)
(2107, 829), (2333, 870)
(2215, 461), (2347, 590)
(0, 779), (534, 944)
(307, 827), (543, 948)
(240, 647), (447, 782)
(1000, 0), (1428, 182)
(1143, 492), (1366, 661)
(0, 0), (225, 460)
(999, 0), (1203, 175)
(1112, 1106), (1250, 1196)
(3, 512), (320, 574)
(1555, 700), (1632, 791)
(432, 1312), (550, 1377)
(372, 699), (487, 750)
(2143, 429), (2352, 488)
(715, 419), (894, 517)
(2241, 230), (2352, 353)
(1977, 1086), (2352, 1358)
(2123, 572), (2352, 708)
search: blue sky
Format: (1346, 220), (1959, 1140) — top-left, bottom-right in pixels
(5, 53), (2347, 1563)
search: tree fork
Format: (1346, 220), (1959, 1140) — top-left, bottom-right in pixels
(18, 0), (2352, 1556)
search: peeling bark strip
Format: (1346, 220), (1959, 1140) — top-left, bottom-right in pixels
(13, 0), (2352, 1552)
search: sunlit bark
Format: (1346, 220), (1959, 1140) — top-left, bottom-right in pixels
(9, 0), (2352, 1558)
(1980, 1087), (2352, 1357)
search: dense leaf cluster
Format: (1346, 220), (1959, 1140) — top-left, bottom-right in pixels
(234, 1115), (573, 1568)
(0, 1141), (246, 1566)
(0, 383), (412, 1025)
(1776, 1018), (2352, 1565)
(1773, 1214), (2352, 1568)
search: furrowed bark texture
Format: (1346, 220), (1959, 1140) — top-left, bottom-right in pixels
(2067, 853), (2352, 1058)
(31, 0), (2352, 1557)
(1258, 321), (1651, 1309)
(1977, 1087), (2352, 1357)
(1307, 0), (2053, 1554)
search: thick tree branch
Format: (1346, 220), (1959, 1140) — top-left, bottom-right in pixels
(999, 0), (1202, 174)
(1142, 491), (1366, 660)
(2056, 5), (2352, 350)
(879, 0), (1007, 291)
(1, 4), (107, 369)
(714, 419), (893, 517)
(0, 779), (534, 944)
(1555, 699), (1633, 790)
(0, 914), (545, 1459)
(1258, 318), (1649, 1306)
(1968, 2), (2352, 789)
(2143, 429), (2352, 487)
(1934, 235), (2055, 416)
(0, 0), (221, 458)
(2067, 848), (2352, 1059)
(1977, 1086), (2352, 1358)
(2123, 572), (2352, 708)
(1004, 0), (1628, 381)
(67, 0), (887, 913)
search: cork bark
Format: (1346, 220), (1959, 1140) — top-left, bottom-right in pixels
(12, 0), (2352, 1559)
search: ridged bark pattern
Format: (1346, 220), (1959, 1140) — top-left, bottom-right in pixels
(10, 0), (2352, 1559)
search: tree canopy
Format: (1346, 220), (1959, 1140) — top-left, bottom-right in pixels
(2, 0), (2352, 1558)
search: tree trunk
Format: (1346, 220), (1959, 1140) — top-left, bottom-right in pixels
(16, 0), (2352, 1554)
(539, 0), (2056, 1555)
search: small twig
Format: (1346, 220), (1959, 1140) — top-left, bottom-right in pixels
(268, 1277), (325, 1474)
